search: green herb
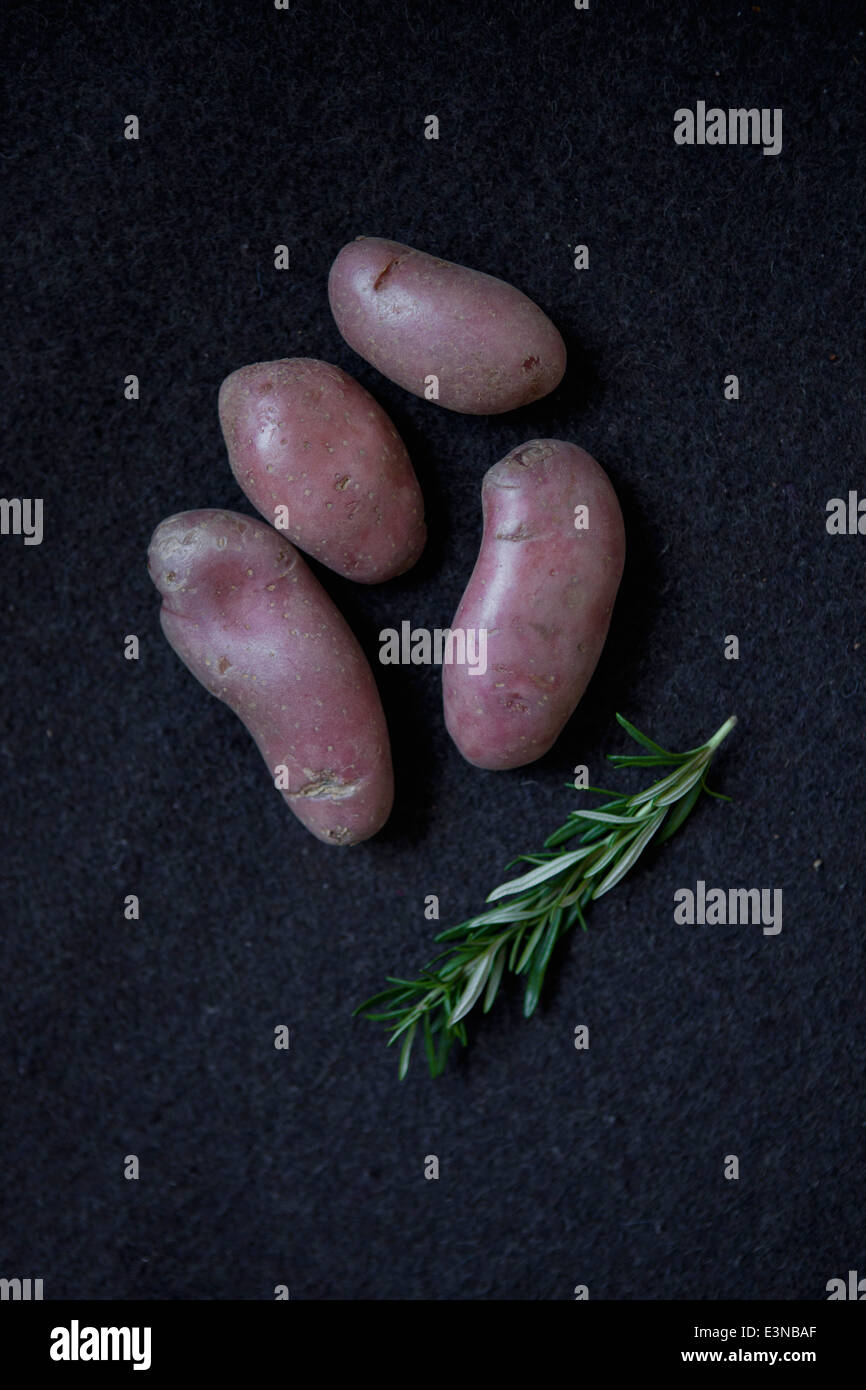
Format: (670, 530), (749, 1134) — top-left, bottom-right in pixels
(355, 713), (737, 1079)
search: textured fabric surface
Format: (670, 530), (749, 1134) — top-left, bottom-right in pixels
(1, 0), (863, 1300)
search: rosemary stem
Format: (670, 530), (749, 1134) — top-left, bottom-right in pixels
(357, 712), (737, 1078)
(706, 714), (738, 751)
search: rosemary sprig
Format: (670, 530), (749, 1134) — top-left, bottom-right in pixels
(355, 713), (737, 1079)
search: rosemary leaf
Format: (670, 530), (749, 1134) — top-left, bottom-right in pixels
(486, 846), (597, 902)
(449, 948), (497, 1025)
(483, 944), (507, 1013)
(591, 809), (667, 898)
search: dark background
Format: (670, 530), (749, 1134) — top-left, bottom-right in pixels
(1, 0), (863, 1301)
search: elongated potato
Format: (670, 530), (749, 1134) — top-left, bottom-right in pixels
(218, 358), (425, 583)
(442, 441), (625, 770)
(328, 237), (566, 414)
(148, 509), (393, 844)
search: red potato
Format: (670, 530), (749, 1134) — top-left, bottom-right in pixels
(328, 237), (566, 415)
(442, 441), (625, 770)
(218, 358), (425, 583)
(148, 509), (393, 845)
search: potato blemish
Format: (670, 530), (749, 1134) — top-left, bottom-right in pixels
(292, 771), (361, 801)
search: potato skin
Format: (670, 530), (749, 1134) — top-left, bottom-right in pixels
(148, 509), (393, 845)
(218, 358), (425, 583)
(328, 237), (566, 415)
(442, 441), (625, 770)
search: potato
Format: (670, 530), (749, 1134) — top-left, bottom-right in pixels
(328, 237), (566, 415)
(218, 358), (425, 583)
(148, 509), (393, 844)
(442, 441), (625, 770)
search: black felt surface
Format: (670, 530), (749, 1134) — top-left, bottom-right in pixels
(1, 0), (864, 1301)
